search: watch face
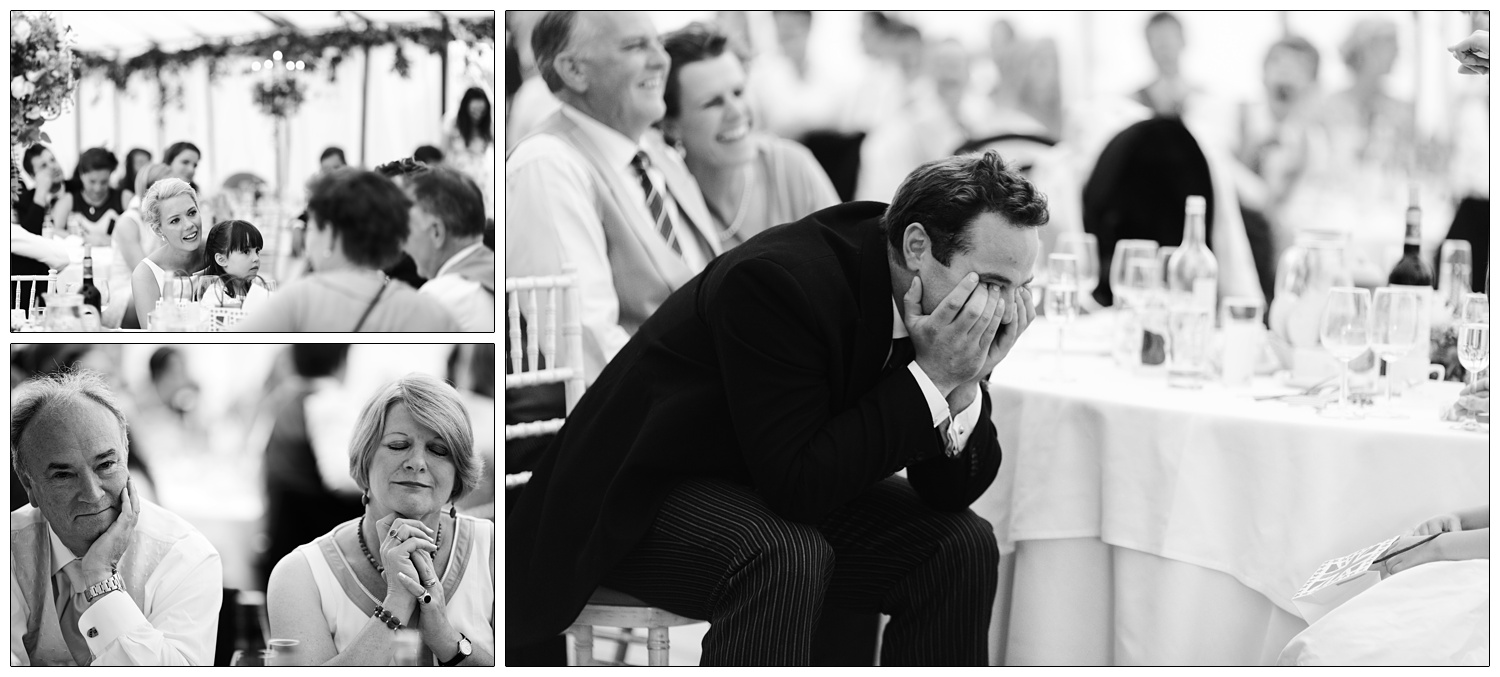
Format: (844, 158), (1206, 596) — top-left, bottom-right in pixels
(459, 637), (472, 653)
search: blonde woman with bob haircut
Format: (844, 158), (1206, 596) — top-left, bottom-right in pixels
(267, 373), (495, 666)
(129, 177), (208, 326)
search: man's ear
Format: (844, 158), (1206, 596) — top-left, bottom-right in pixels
(16, 470), (38, 509)
(555, 51), (589, 94)
(901, 222), (931, 270)
(430, 218), (448, 244)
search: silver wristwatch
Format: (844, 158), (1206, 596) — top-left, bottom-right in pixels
(84, 572), (124, 603)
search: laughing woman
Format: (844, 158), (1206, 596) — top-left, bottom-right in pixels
(130, 177), (208, 327)
(660, 22), (838, 249)
(267, 373), (495, 666)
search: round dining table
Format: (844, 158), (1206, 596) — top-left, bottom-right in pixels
(974, 311), (1486, 665)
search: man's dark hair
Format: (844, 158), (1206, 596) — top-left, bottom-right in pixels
(1267, 34), (1321, 80)
(320, 146), (346, 165)
(883, 150), (1049, 266)
(304, 168), (412, 270)
(21, 144), (48, 177)
(533, 11), (578, 93)
(406, 167), (486, 240)
(148, 347), (182, 384)
(413, 145), (445, 165)
(662, 22), (731, 120)
(1146, 11), (1182, 33)
(290, 344), (349, 379)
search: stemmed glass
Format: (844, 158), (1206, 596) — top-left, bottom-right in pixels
(1369, 287), (1422, 418)
(1109, 240), (1159, 366)
(1044, 253), (1081, 381)
(1319, 287), (1372, 419)
(1109, 239), (1157, 308)
(1452, 293), (1489, 431)
(1057, 232), (1100, 309)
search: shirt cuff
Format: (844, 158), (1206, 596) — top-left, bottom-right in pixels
(906, 361), (953, 428)
(948, 384), (983, 450)
(77, 589), (146, 654)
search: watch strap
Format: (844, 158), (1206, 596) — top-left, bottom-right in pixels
(84, 573), (124, 603)
(438, 633), (471, 666)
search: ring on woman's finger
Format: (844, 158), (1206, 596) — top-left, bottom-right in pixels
(389, 528), (397, 538)
(422, 578), (437, 588)
(420, 593), (432, 605)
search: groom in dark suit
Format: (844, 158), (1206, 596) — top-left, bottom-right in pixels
(507, 150), (1045, 666)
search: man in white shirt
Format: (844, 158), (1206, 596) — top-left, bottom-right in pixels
(403, 167), (495, 332)
(10, 370), (221, 666)
(506, 10), (722, 386)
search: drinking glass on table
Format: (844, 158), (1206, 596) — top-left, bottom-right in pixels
(1319, 287), (1372, 419)
(1156, 246), (1178, 288)
(1109, 241), (1159, 365)
(1220, 296), (1265, 389)
(1369, 287), (1422, 418)
(1439, 240), (1474, 313)
(1110, 240), (1159, 308)
(1452, 293), (1489, 431)
(1044, 252), (1081, 380)
(1057, 232), (1100, 308)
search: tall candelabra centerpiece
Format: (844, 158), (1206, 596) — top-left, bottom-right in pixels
(250, 50), (306, 203)
(10, 11), (80, 215)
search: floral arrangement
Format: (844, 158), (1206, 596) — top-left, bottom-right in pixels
(252, 77), (305, 118)
(10, 11), (79, 148)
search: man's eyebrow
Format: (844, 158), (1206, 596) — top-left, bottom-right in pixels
(980, 274), (1035, 287)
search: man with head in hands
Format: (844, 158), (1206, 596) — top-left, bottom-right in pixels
(11, 370), (222, 666)
(508, 150), (1044, 666)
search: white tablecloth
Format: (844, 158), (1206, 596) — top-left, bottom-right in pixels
(975, 314), (1487, 665)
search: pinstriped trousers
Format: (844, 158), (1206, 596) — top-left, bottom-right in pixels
(601, 476), (1000, 666)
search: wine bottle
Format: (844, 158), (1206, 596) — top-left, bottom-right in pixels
(1387, 185), (1433, 287)
(79, 245), (103, 317)
(1166, 196), (1218, 388)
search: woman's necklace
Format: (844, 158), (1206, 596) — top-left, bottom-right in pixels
(359, 513), (443, 575)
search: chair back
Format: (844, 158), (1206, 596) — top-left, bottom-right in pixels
(11, 271), (57, 310)
(504, 263), (584, 442)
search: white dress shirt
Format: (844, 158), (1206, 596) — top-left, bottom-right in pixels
(10, 501), (222, 666)
(506, 104), (710, 380)
(420, 243), (497, 332)
(892, 298), (982, 451)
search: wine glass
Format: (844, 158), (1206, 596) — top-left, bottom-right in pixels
(1439, 240), (1473, 314)
(1453, 293), (1489, 431)
(1369, 287), (1422, 418)
(1045, 253), (1081, 380)
(1109, 240), (1158, 308)
(1319, 287), (1372, 419)
(1057, 232), (1100, 308)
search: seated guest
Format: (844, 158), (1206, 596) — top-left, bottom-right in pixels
(508, 150), (1042, 665)
(267, 373), (495, 666)
(234, 169), (459, 332)
(507, 11), (724, 386)
(660, 22), (839, 248)
(109, 164), (175, 329)
(402, 168), (495, 332)
(51, 148), (125, 248)
(130, 178), (209, 327)
(320, 147), (347, 172)
(10, 370), (222, 665)
(117, 148), (152, 206)
(11, 144), (68, 313)
(162, 142), (201, 195)
(370, 158), (431, 290)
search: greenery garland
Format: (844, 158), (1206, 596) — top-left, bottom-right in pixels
(73, 15), (495, 89)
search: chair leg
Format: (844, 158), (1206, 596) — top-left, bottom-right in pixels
(611, 628), (633, 665)
(647, 627), (670, 667)
(569, 624), (593, 666)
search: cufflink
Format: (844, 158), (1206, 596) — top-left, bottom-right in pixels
(87, 628), (98, 638)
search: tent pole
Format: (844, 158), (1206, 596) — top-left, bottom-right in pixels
(205, 62), (215, 194)
(361, 44), (371, 166)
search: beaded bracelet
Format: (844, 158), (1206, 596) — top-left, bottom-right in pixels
(372, 604), (405, 630)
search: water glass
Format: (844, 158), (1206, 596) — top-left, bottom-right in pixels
(1369, 287), (1422, 417)
(1453, 293), (1489, 431)
(1057, 232), (1100, 304)
(1319, 287), (1372, 418)
(1045, 253), (1081, 380)
(1220, 296), (1265, 389)
(1109, 239), (1158, 308)
(1439, 240), (1473, 313)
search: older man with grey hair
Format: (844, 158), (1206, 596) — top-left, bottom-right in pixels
(10, 370), (221, 666)
(506, 10), (723, 387)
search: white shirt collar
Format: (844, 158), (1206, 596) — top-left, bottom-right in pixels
(560, 103), (644, 174)
(890, 297), (909, 339)
(48, 522), (80, 577)
(435, 242), (487, 280)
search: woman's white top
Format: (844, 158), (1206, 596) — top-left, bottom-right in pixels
(196, 277), (271, 312)
(295, 515), (494, 664)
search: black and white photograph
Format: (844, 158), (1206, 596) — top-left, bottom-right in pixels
(503, 10), (1490, 666)
(11, 11), (496, 332)
(9, 343), (496, 665)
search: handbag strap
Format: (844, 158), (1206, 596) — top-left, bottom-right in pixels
(352, 276), (390, 332)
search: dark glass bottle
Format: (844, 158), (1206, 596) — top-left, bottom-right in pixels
(79, 245), (103, 316)
(1387, 186), (1433, 287)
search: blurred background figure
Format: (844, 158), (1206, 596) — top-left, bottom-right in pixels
(318, 146), (346, 172)
(445, 86), (497, 219)
(449, 344), (497, 520)
(414, 144), (446, 167)
(661, 22), (838, 247)
(1440, 10), (1488, 293)
(1134, 12), (1199, 118)
(503, 11), (560, 154)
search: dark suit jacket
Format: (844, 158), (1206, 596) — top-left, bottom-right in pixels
(505, 201), (1004, 647)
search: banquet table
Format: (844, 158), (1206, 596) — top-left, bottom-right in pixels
(974, 312), (1487, 666)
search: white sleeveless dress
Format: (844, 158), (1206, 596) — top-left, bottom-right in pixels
(295, 515), (494, 664)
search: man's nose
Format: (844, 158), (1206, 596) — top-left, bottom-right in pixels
(647, 39), (669, 69)
(78, 472), (107, 503)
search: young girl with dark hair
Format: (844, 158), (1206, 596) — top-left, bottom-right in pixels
(198, 219), (272, 311)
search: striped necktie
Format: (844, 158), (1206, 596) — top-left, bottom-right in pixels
(54, 560), (93, 666)
(630, 152), (682, 255)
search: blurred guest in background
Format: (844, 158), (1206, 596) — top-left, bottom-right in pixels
(11, 144), (69, 314)
(507, 10), (722, 385)
(11, 369), (222, 665)
(504, 11), (561, 155)
(445, 87), (496, 218)
(117, 148), (151, 206)
(319, 147), (347, 173)
(267, 373), (495, 666)
(1441, 10), (1489, 292)
(258, 344), (362, 591)
(449, 345), (497, 521)
(52, 148), (124, 248)
(746, 11), (841, 141)
(109, 163), (175, 329)
(1133, 12), (1200, 118)
(413, 145), (445, 167)
(162, 142), (201, 195)
(402, 168), (496, 331)
(661, 22), (839, 248)
(233, 169), (459, 332)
